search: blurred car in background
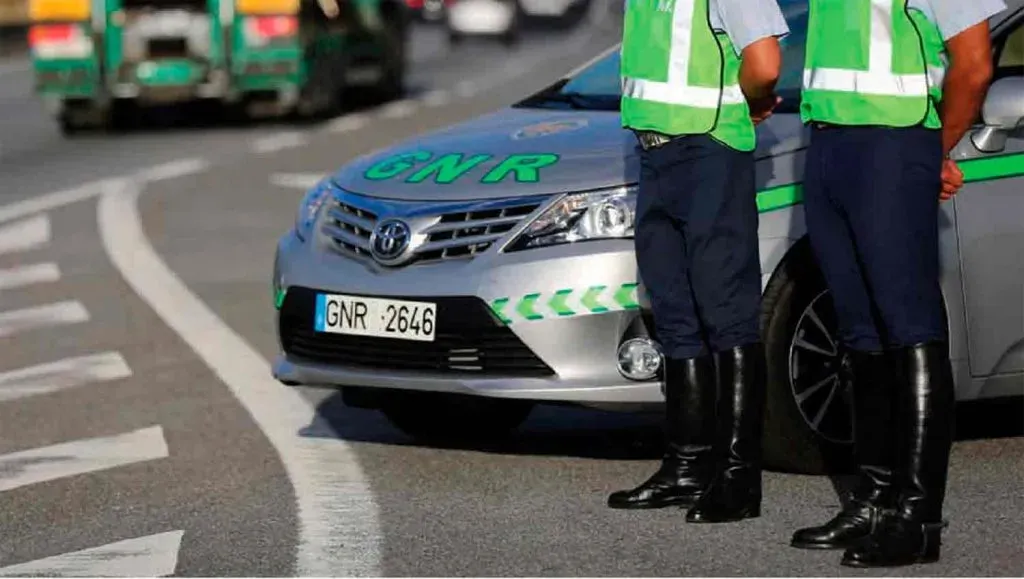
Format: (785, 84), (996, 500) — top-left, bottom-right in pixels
(445, 0), (521, 46)
(518, 0), (589, 20)
(405, 0), (449, 22)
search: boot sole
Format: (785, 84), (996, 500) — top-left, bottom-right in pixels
(840, 554), (941, 568)
(790, 540), (852, 551)
(685, 507), (760, 523)
(607, 497), (699, 510)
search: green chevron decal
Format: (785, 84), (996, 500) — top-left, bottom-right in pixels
(754, 151), (1024, 214)
(274, 287), (287, 310)
(489, 283), (643, 324)
(516, 293), (544, 321)
(613, 283), (641, 309)
(490, 297), (513, 324)
(548, 289), (576, 316)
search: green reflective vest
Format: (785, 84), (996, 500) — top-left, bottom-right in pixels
(620, 0), (755, 152)
(801, 0), (947, 128)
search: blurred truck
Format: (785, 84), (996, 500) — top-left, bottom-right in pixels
(26, 0), (410, 134)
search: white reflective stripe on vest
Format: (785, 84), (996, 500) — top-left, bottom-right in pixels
(802, 0), (945, 97)
(622, 0), (743, 108)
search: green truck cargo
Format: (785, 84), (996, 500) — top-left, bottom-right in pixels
(27, 0), (409, 133)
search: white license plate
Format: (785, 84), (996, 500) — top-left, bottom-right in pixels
(313, 293), (437, 342)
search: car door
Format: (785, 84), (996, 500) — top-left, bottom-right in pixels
(950, 9), (1024, 389)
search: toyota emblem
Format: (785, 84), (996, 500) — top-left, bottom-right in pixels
(369, 219), (412, 265)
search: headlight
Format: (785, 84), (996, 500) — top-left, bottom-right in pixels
(294, 179), (333, 242)
(506, 185), (638, 251)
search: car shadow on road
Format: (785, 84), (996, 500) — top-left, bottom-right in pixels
(305, 389), (668, 461)
(304, 389), (1024, 476)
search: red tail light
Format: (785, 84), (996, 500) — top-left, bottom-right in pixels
(28, 24), (92, 58)
(244, 15), (298, 46)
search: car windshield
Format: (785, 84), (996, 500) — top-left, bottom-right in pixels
(515, 0), (810, 113)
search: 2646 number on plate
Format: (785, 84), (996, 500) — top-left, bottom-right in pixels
(314, 293), (436, 341)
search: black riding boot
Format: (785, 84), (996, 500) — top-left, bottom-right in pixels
(685, 343), (766, 523)
(842, 342), (955, 567)
(607, 355), (715, 509)
(791, 350), (897, 549)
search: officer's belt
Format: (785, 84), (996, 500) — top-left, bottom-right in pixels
(635, 130), (675, 150)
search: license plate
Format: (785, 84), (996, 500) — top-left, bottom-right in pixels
(313, 293), (437, 342)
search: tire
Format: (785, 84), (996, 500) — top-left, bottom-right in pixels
(760, 241), (855, 475)
(380, 390), (534, 444)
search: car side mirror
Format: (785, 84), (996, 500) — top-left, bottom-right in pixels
(970, 76), (1024, 153)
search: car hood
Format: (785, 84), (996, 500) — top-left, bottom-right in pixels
(332, 106), (807, 201)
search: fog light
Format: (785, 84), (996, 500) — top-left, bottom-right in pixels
(617, 337), (663, 381)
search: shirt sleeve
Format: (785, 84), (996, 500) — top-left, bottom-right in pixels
(713, 0), (791, 54)
(925, 0), (1008, 40)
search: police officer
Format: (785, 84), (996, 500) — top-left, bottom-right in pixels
(790, 0), (1006, 567)
(607, 0), (788, 523)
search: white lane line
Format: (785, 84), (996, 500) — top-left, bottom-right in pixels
(421, 89), (452, 108)
(0, 352), (132, 403)
(0, 214), (50, 255)
(378, 99), (419, 119)
(326, 113), (371, 134)
(0, 158), (209, 227)
(0, 426), (169, 493)
(138, 158), (211, 183)
(252, 132), (309, 154)
(0, 530), (183, 577)
(270, 173), (326, 190)
(0, 262), (61, 292)
(98, 179), (381, 577)
(0, 300), (90, 338)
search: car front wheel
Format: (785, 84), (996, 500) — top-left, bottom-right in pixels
(761, 244), (855, 475)
(380, 391), (534, 444)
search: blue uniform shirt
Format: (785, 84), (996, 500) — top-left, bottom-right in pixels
(711, 0), (791, 54)
(909, 0), (1008, 41)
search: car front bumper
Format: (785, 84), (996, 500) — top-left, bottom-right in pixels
(271, 228), (668, 405)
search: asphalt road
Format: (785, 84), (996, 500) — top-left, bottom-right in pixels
(0, 4), (1022, 577)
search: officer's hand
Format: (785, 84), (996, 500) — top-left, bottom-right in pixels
(940, 158), (964, 201)
(750, 95), (782, 125)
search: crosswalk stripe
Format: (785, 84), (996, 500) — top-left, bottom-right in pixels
(0, 530), (184, 577)
(0, 214), (50, 255)
(0, 425), (169, 492)
(0, 300), (90, 338)
(0, 352), (132, 403)
(0, 262), (61, 292)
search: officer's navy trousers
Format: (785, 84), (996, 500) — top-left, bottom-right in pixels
(803, 125), (947, 352)
(635, 134), (762, 360)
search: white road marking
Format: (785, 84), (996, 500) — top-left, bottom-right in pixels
(138, 158), (211, 183)
(0, 214), (51, 254)
(98, 179), (381, 576)
(0, 530), (183, 577)
(0, 158), (209, 227)
(0, 351), (132, 403)
(252, 132), (309, 154)
(270, 173), (326, 190)
(379, 99), (419, 119)
(326, 113), (371, 133)
(0, 262), (61, 292)
(0, 300), (90, 338)
(0, 426), (168, 492)
(421, 89), (452, 107)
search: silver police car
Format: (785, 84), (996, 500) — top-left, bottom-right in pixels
(272, 0), (1024, 474)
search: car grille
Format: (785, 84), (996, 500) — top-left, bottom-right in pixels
(278, 287), (554, 377)
(319, 190), (547, 264)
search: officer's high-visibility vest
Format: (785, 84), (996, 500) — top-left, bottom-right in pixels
(801, 0), (947, 128)
(620, 0), (755, 152)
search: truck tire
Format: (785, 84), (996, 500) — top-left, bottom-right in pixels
(760, 241), (855, 475)
(380, 391), (534, 444)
